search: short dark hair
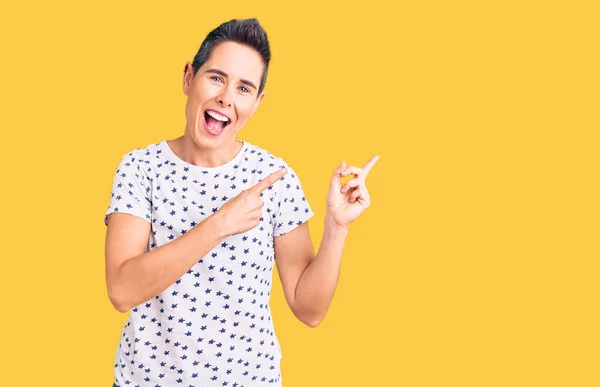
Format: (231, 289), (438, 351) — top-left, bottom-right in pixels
(190, 18), (271, 94)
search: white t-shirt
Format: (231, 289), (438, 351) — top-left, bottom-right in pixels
(104, 139), (314, 387)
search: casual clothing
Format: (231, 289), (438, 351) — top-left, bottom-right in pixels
(104, 139), (313, 387)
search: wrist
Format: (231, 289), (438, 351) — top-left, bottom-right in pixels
(324, 212), (349, 235)
(207, 210), (231, 240)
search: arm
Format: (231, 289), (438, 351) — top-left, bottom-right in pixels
(274, 156), (379, 327)
(274, 214), (348, 327)
(105, 212), (227, 313)
(105, 168), (288, 313)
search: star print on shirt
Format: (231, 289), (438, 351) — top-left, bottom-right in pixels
(104, 139), (312, 387)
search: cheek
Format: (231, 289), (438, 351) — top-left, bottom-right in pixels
(192, 80), (219, 102)
(234, 100), (256, 120)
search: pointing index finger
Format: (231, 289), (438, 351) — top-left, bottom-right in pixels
(363, 155), (380, 175)
(251, 167), (288, 193)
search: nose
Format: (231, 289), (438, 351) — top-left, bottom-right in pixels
(216, 87), (233, 107)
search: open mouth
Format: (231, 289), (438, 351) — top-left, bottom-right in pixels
(204, 109), (231, 135)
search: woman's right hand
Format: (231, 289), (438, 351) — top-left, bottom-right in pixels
(216, 168), (288, 236)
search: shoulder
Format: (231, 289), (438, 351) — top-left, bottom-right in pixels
(242, 141), (294, 173)
(242, 142), (309, 202)
(115, 140), (165, 173)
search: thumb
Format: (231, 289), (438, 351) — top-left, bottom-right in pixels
(330, 161), (346, 190)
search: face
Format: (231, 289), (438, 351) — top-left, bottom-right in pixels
(182, 41), (265, 149)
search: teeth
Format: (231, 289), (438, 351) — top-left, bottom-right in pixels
(206, 110), (230, 122)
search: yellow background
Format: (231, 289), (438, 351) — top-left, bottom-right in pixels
(1, 0), (598, 386)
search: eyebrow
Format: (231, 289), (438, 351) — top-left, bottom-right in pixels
(205, 69), (257, 90)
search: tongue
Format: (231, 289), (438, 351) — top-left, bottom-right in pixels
(206, 116), (225, 132)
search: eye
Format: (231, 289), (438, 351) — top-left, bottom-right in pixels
(239, 86), (250, 93)
(210, 76), (224, 83)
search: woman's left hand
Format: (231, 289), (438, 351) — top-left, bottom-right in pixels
(326, 155), (380, 227)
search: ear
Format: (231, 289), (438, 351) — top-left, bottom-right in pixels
(250, 91), (266, 117)
(182, 61), (194, 96)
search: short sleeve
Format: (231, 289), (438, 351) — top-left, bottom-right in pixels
(104, 153), (152, 226)
(272, 164), (314, 237)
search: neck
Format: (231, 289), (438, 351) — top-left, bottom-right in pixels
(169, 135), (243, 168)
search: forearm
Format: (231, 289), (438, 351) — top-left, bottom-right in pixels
(112, 213), (227, 312)
(294, 214), (348, 325)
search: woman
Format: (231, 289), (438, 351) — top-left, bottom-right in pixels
(104, 18), (378, 387)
